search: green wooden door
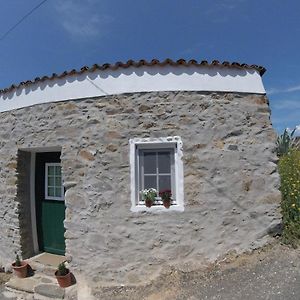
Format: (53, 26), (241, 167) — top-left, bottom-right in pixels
(35, 152), (65, 255)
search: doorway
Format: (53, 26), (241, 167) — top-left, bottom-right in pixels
(35, 152), (65, 255)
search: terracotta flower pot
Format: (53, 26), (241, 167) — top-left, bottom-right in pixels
(163, 199), (171, 208)
(145, 199), (153, 208)
(55, 270), (72, 288)
(12, 261), (28, 278)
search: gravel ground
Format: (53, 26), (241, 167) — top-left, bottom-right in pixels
(0, 273), (12, 299)
(95, 241), (300, 300)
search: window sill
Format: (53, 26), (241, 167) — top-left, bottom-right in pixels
(131, 204), (184, 213)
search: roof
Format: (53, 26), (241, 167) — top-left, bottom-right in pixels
(0, 58), (266, 95)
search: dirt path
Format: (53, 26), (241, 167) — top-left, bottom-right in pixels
(95, 241), (300, 300)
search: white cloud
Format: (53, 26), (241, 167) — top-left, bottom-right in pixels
(54, 0), (113, 38)
(267, 84), (300, 95)
(204, 0), (246, 23)
(272, 99), (300, 110)
(266, 88), (280, 95)
(286, 85), (300, 93)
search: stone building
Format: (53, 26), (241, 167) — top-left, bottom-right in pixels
(0, 59), (281, 292)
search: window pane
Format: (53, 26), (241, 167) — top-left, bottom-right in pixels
(48, 176), (55, 186)
(55, 166), (61, 176)
(144, 175), (157, 190)
(159, 175), (171, 191)
(158, 152), (171, 173)
(55, 187), (62, 197)
(55, 176), (62, 186)
(48, 187), (55, 197)
(143, 152), (156, 174)
(48, 166), (55, 175)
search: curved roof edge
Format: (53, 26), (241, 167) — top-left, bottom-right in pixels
(0, 58), (266, 95)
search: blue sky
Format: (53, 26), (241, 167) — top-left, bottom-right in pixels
(0, 0), (299, 135)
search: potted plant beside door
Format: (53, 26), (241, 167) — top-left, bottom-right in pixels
(55, 262), (72, 288)
(12, 254), (28, 278)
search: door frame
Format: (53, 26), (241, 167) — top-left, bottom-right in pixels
(21, 146), (62, 255)
(30, 152), (39, 254)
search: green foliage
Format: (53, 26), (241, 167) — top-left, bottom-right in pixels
(277, 128), (298, 156)
(140, 188), (157, 202)
(57, 262), (68, 276)
(159, 189), (172, 201)
(279, 149), (300, 247)
(15, 254), (21, 267)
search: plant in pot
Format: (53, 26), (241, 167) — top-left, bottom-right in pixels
(141, 188), (157, 208)
(159, 189), (172, 208)
(55, 262), (72, 288)
(12, 254), (28, 278)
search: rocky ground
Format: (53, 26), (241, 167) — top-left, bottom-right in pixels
(1, 240), (300, 299)
(95, 240), (300, 300)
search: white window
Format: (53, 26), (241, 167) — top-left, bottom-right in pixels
(130, 136), (184, 212)
(45, 163), (64, 201)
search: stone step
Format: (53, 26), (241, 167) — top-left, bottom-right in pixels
(28, 261), (57, 277)
(3, 253), (77, 300)
(27, 253), (66, 278)
(4, 274), (72, 300)
(34, 284), (65, 300)
(6, 276), (38, 293)
(2, 288), (34, 300)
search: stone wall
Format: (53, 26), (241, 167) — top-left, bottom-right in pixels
(0, 91), (281, 287)
(16, 150), (35, 259)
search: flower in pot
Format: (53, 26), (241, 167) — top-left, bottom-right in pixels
(141, 188), (157, 207)
(12, 254), (28, 278)
(55, 262), (72, 288)
(159, 189), (172, 208)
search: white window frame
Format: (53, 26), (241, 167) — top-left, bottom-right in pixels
(45, 163), (64, 201)
(130, 136), (184, 212)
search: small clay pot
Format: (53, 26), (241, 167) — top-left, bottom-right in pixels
(163, 199), (171, 209)
(12, 261), (28, 278)
(55, 270), (72, 288)
(145, 199), (153, 208)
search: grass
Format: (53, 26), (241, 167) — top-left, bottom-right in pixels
(278, 149), (300, 247)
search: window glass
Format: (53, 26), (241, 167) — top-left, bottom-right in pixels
(158, 152), (171, 174)
(55, 166), (61, 176)
(46, 164), (63, 200)
(55, 176), (61, 186)
(138, 148), (174, 205)
(48, 166), (55, 175)
(159, 175), (171, 191)
(48, 187), (55, 197)
(144, 175), (157, 189)
(55, 187), (62, 197)
(144, 152), (156, 174)
(48, 176), (55, 186)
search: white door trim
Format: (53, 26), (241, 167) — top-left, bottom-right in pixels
(30, 152), (39, 253)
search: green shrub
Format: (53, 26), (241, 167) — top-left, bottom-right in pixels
(15, 254), (21, 267)
(56, 262), (69, 276)
(276, 128), (298, 156)
(278, 149), (300, 247)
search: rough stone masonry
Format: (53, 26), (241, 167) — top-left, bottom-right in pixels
(0, 90), (281, 288)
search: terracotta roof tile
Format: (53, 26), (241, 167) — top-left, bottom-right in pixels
(0, 58), (266, 95)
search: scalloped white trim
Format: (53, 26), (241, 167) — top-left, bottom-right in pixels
(0, 65), (265, 112)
